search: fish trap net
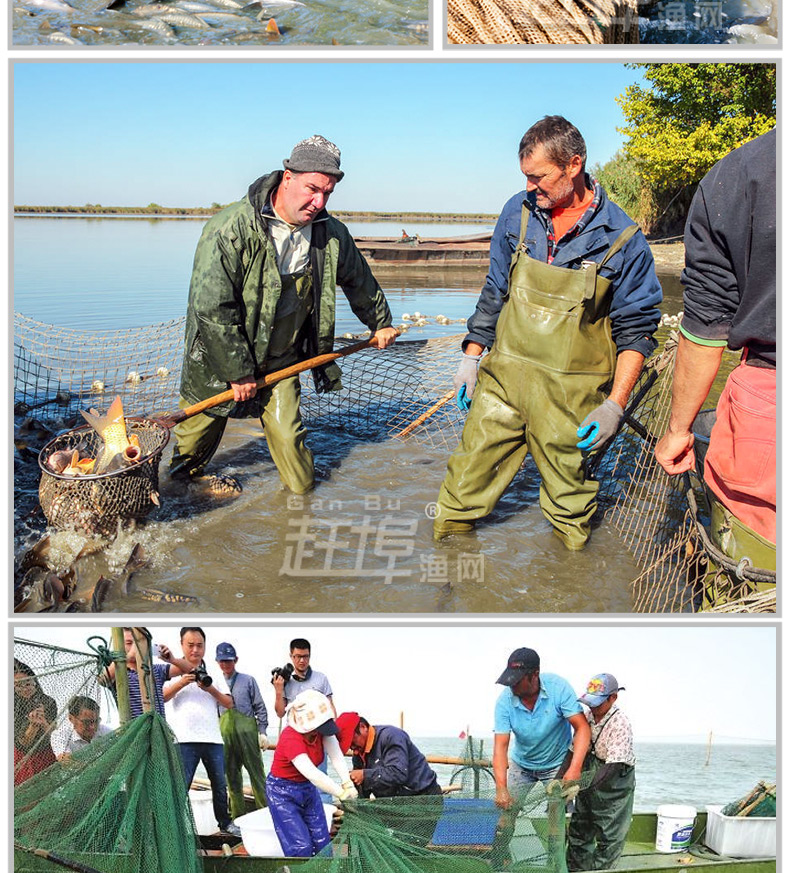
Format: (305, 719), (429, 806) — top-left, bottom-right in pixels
(38, 419), (169, 538)
(14, 636), (202, 873)
(14, 313), (184, 424)
(447, 0), (638, 44)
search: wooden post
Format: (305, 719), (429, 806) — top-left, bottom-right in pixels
(704, 731), (713, 767)
(130, 628), (153, 714)
(111, 627), (131, 726)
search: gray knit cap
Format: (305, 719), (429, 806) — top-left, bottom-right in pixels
(283, 135), (344, 180)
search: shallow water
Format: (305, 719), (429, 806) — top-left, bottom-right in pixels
(16, 425), (644, 613)
(14, 218), (691, 614)
(12, 0), (428, 45)
(640, 0), (777, 42)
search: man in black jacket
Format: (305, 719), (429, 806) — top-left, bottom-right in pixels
(336, 712), (443, 845)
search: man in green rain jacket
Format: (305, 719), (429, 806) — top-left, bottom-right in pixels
(171, 135), (398, 494)
(434, 117), (662, 550)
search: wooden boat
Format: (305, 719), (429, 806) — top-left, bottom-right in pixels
(13, 811), (775, 873)
(354, 233), (491, 267)
(194, 809), (775, 873)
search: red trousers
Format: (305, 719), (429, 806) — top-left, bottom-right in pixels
(704, 360), (776, 544)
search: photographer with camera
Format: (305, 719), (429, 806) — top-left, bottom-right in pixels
(272, 639), (334, 720)
(164, 627), (239, 837)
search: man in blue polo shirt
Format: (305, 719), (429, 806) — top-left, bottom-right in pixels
(493, 647), (590, 808)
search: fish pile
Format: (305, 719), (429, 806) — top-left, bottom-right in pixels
(46, 396), (143, 477)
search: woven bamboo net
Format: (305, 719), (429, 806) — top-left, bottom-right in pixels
(447, 0), (639, 44)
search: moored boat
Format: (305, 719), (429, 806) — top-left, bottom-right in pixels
(354, 233), (492, 267)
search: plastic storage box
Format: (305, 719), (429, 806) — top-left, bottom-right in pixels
(235, 803), (335, 857)
(704, 805), (776, 858)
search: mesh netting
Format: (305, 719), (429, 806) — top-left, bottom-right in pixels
(38, 419), (169, 537)
(14, 315), (773, 613)
(447, 0), (639, 44)
(300, 781), (590, 873)
(14, 313), (184, 423)
(13, 637), (202, 873)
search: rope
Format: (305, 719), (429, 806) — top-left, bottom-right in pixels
(684, 475), (776, 585)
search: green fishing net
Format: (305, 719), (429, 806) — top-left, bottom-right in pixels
(13, 635), (593, 873)
(13, 637), (202, 873)
(721, 782), (776, 818)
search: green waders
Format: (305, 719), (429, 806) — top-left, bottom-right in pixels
(170, 269), (315, 495)
(566, 756), (635, 871)
(702, 495), (777, 608)
(219, 708), (268, 820)
(435, 206), (638, 550)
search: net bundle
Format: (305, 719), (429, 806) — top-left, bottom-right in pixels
(13, 637), (201, 873)
(447, 0), (638, 44)
(301, 781), (589, 873)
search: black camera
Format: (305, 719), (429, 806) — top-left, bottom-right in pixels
(271, 663), (294, 683)
(191, 663), (213, 688)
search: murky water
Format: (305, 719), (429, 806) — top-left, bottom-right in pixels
(12, 0), (428, 45)
(14, 217), (692, 614)
(641, 0), (777, 42)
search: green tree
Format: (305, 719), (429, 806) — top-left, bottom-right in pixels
(617, 63), (775, 233)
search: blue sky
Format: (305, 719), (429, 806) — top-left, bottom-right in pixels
(13, 62), (642, 212)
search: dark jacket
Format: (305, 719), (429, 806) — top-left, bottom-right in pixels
(179, 171), (392, 417)
(352, 725), (440, 798)
(465, 181), (661, 359)
(680, 128), (776, 366)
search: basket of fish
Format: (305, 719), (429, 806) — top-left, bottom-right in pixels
(38, 397), (169, 538)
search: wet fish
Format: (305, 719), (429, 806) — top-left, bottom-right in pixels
(18, 536), (51, 576)
(138, 587), (199, 605)
(15, 567), (67, 612)
(18, 0), (74, 11)
(118, 543), (151, 595)
(130, 16), (177, 35)
(133, 4), (211, 24)
(81, 396), (140, 474)
(62, 450), (96, 476)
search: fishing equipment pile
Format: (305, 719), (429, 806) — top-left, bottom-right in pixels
(447, 0), (638, 44)
(14, 313), (773, 612)
(14, 637), (202, 873)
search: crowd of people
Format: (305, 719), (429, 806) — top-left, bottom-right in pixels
(14, 634), (636, 869)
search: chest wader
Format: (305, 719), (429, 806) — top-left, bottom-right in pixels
(435, 206), (637, 550)
(220, 707), (268, 819)
(567, 715), (635, 872)
(170, 269), (316, 495)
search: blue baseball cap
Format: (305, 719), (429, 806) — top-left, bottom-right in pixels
(216, 642), (237, 661)
(579, 673), (624, 707)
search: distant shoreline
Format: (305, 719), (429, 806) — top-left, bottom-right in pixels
(13, 206), (498, 223)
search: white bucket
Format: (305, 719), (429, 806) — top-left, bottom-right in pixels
(235, 803), (335, 857)
(656, 804), (697, 853)
(189, 789), (218, 836)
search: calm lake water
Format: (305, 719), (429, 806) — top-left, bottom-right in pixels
(14, 217), (688, 614)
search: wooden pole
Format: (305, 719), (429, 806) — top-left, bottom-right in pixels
(392, 389), (455, 440)
(110, 627), (131, 726)
(704, 731), (713, 767)
(130, 628), (153, 714)
(160, 337), (382, 428)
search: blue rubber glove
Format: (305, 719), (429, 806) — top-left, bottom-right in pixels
(576, 399), (624, 451)
(453, 352), (483, 411)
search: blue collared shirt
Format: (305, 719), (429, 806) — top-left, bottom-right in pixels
(494, 673), (582, 770)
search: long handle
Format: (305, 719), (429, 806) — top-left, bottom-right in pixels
(392, 389), (455, 440)
(162, 337), (378, 428)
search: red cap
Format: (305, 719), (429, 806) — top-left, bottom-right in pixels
(335, 711), (361, 754)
